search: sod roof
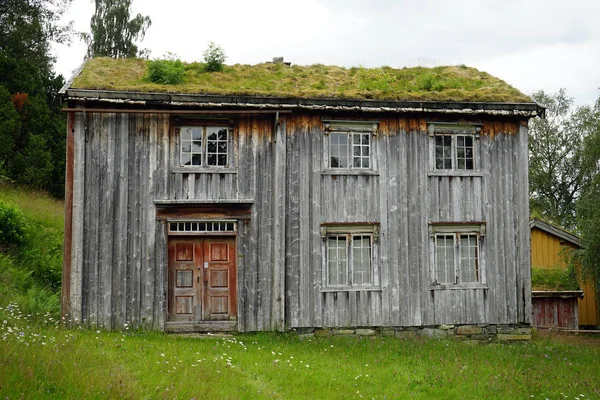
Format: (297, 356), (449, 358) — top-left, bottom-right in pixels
(69, 57), (533, 103)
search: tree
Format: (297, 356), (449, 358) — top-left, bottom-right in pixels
(83, 0), (151, 59)
(203, 42), (226, 72)
(574, 94), (600, 288)
(528, 90), (596, 230)
(0, 0), (72, 197)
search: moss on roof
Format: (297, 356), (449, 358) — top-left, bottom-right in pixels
(70, 57), (533, 103)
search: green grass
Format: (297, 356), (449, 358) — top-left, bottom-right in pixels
(1, 307), (599, 399)
(70, 58), (533, 103)
(0, 181), (63, 319)
(532, 266), (581, 291)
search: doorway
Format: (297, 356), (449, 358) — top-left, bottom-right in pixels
(167, 237), (237, 322)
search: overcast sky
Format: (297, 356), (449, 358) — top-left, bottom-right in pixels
(53, 0), (600, 105)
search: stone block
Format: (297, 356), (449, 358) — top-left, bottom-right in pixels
(497, 326), (515, 334)
(456, 325), (482, 335)
(438, 324), (455, 330)
(332, 329), (355, 335)
(298, 333), (314, 341)
(356, 329), (376, 336)
(497, 334), (532, 342)
(382, 329), (396, 337)
(419, 328), (447, 339)
(395, 330), (417, 340)
(487, 325), (498, 334)
(314, 329), (333, 337)
(513, 328), (532, 335)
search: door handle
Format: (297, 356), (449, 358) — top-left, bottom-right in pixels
(197, 276), (200, 283)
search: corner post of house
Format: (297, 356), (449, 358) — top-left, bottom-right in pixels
(61, 110), (76, 322)
(271, 114), (287, 331)
(517, 122), (532, 324)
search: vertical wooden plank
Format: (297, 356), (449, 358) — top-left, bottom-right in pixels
(310, 122), (323, 328)
(113, 113), (129, 329)
(61, 111), (75, 321)
(154, 220), (167, 330)
(70, 109), (86, 324)
(272, 119), (287, 331)
(143, 114), (158, 328)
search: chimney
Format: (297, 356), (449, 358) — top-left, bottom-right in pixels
(269, 57), (291, 66)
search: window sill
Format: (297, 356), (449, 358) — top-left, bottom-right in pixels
(172, 167), (237, 174)
(321, 287), (382, 293)
(429, 284), (488, 291)
(428, 170), (483, 177)
(322, 169), (379, 176)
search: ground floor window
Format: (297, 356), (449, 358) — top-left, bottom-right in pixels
(321, 223), (379, 289)
(430, 222), (485, 286)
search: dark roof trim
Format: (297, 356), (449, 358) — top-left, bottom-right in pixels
(63, 89), (544, 117)
(532, 290), (584, 299)
(529, 218), (581, 247)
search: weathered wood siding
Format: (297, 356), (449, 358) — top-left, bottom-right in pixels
(284, 115), (531, 328)
(67, 110), (531, 331)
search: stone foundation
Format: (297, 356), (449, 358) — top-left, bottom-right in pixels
(297, 324), (532, 343)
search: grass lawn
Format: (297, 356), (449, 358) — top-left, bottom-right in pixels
(1, 305), (599, 400)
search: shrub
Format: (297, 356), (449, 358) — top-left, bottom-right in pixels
(146, 54), (185, 84)
(203, 41), (226, 72)
(0, 200), (25, 246)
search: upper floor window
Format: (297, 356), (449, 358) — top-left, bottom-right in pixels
(429, 222), (486, 287)
(428, 123), (481, 174)
(323, 120), (378, 173)
(180, 126), (229, 167)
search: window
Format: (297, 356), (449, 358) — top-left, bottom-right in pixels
(428, 123), (480, 173)
(430, 223), (485, 286)
(321, 223), (380, 289)
(180, 126), (229, 167)
(323, 120), (378, 171)
(330, 132), (371, 169)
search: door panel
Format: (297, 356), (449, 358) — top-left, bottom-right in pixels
(203, 238), (237, 321)
(168, 236), (236, 322)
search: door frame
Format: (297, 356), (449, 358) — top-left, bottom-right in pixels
(165, 219), (239, 326)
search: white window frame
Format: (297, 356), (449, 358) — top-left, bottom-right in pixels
(428, 122), (481, 176)
(179, 125), (232, 169)
(321, 223), (380, 290)
(429, 222), (487, 289)
(322, 120), (378, 174)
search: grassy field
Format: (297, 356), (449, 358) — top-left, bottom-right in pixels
(0, 182), (64, 318)
(1, 304), (599, 400)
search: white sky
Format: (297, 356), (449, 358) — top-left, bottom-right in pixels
(52, 0), (600, 105)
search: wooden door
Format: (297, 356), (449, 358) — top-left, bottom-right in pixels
(168, 237), (237, 322)
(202, 238), (237, 321)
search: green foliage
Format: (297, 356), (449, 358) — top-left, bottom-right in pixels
(0, 0), (70, 198)
(0, 200), (25, 246)
(528, 89), (600, 230)
(146, 54), (185, 84)
(202, 42), (227, 72)
(0, 183), (63, 320)
(84, 0), (151, 59)
(531, 266), (580, 291)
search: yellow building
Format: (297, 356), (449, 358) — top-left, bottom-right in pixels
(530, 219), (599, 328)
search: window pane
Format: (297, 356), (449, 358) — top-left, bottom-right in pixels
(181, 140), (191, 153)
(191, 154), (202, 165)
(436, 235), (455, 283)
(206, 127), (228, 167)
(330, 133), (349, 168)
(459, 234), (479, 282)
(191, 141), (202, 152)
(435, 136), (452, 170)
(190, 128), (202, 140)
(456, 135), (474, 170)
(327, 236), (347, 285)
(352, 235), (372, 285)
(351, 132), (370, 169)
(181, 153), (191, 166)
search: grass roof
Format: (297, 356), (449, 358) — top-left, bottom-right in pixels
(70, 57), (533, 103)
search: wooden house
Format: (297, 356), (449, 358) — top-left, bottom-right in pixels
(530, 219), (600, 328)
(60, 58), (543, 338)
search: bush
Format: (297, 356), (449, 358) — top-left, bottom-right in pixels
(0, 200), (25, 246)
(146, 54), (185, 84)
(203, 41), (226, 72)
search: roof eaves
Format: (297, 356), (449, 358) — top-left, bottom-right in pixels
(529, 218), (581, 247)
(63, 89), (544, 117)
